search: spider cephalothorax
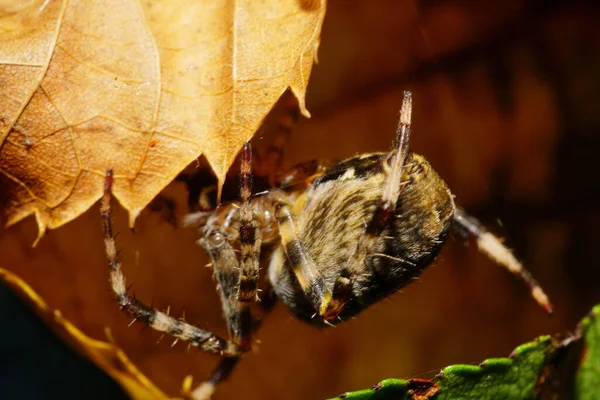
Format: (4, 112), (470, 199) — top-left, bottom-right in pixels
(101, 91), (551, 398)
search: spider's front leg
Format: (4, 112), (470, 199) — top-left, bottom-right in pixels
(237, 142), (261, 302)
(100, 170), (241, 357)
(190, 141), (270, 397)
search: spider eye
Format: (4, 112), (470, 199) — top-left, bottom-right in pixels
(207, 231), (226, 248)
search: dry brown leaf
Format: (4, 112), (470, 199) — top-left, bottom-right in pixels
(0, 0), (325, 241)
(0, 267), (170, 400)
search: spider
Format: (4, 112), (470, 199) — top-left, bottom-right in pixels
(100, 91), (552, 399)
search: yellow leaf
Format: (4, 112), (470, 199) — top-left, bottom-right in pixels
(0, 0), (325, 241)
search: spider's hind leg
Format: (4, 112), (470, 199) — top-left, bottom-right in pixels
(452, 207), (553, 313)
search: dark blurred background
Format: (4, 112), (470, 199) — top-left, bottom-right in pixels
(1, 0), (599, 399)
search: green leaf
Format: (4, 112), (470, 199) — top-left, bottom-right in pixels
(333, 304), (600, 400)
(576, 304), (600, 400)
(436, 337), (555, 399)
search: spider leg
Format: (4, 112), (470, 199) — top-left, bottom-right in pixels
(187, 357), (240, 400)
(367, 90), (412, 236)
(184, 285), (278, 400)
(319, 91), (414, 320)
(254, 90), (299, 186)
(277, 158), (336, 189)
(238, 142), (262, 302)
(147, 194), (178, 227)
(101, 170), (241, 357)
(176, 167), (219, 213)
(274, 199), (333, 319)
(452, 207), (553, 313)
(201, 229), (254, 351)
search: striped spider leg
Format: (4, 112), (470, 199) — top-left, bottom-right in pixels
(318, 91), (415, 320)
(267, 93), (416, 324)
(101, 170), (240, 358)
(101, 145), (264, 398)
(102, 134), (291, 398)
(452, 208), (552, 313)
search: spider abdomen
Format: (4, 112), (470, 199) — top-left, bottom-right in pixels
(269, 152), (455, 326)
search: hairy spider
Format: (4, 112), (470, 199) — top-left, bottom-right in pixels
(100, 91), (552, 399)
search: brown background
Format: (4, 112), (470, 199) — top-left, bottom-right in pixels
(1, 0), (600, 399)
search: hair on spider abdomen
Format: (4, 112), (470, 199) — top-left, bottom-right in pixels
(101, 91), (552, 396)
(268, 152), (455, 326)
